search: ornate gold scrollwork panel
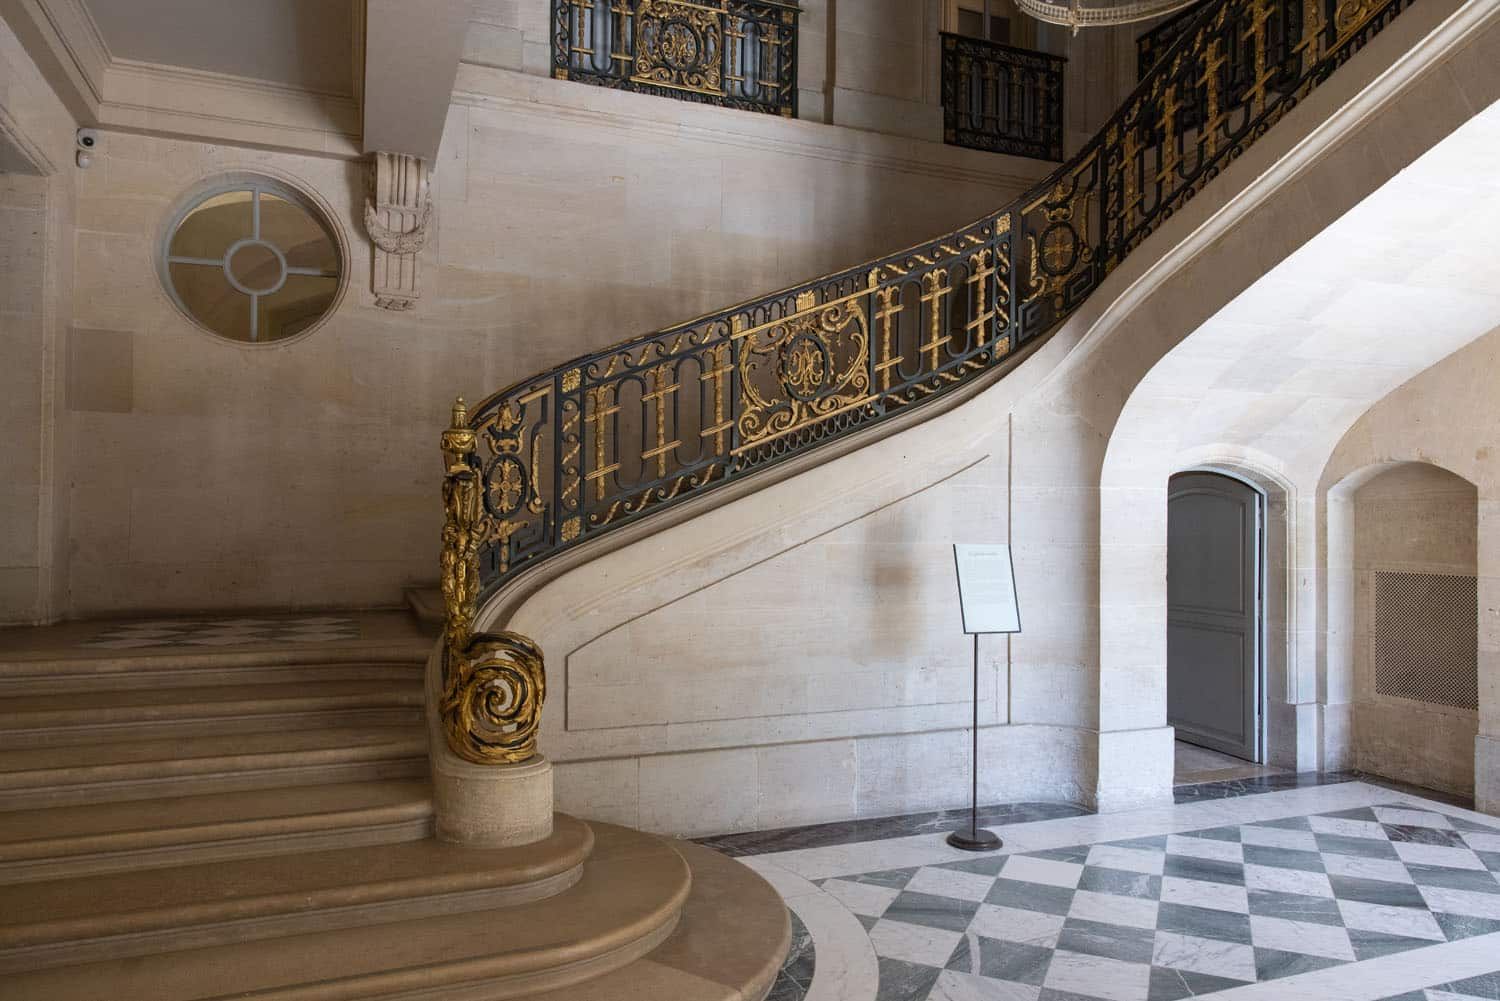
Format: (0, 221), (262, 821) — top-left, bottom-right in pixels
(441, 630), (546, 766)
(632, 0), (727, 96)
(440, 397), (547, 765)
(734, 291), (872, 452)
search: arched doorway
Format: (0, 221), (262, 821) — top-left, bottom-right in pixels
(1167, 471), (1264, 763)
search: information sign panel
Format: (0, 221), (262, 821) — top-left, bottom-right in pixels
(953, 543), (1021, 635)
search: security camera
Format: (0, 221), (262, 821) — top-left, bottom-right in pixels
(76, 128), (99, 150)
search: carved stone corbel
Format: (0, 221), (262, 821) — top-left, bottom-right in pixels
(365, 152), (434, 310)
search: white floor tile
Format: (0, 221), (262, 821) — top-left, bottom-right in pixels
(1249, 915), (1355, 961)
(867, 918), (963, 967)
(1372, 807), (1452, 830)
(1394, 842), (1486, 871)
(1336, 899), (1445, 941)
(1152, 930), (1258, 983)
(905, 866), (998, 903)
(928, 969), (1041, 1001)
(968, 903), (1066, 947)
(1086, 844), (1166, 875)
(1167, 834), (1245, 863)
(1160, 876), (1250, 913)
(1419, 884), (1500, 919)
(1001, 854), (1084, 889)
(1244, 863), (1334, 898)
(1068, 889), (1160, 929)
(1321, 853), (1415, 884)
(1462, 831), (1500, 854)
(1043, 950), (1152, 1001)
(819, 878), (900, 918)
(1308, 816), (1389, 841)
(1240, 825), (1319, 852)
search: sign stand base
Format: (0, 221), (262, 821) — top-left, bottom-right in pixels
(947, 827), (1002, 852)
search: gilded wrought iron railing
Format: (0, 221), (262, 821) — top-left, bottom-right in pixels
(1138, 1), (1212, 78)
(551, 0), (799, 117)
(440, 0), (1417, 763)
(941, 33), (1067, 161)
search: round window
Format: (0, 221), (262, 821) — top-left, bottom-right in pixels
(161, 178), (343, 344)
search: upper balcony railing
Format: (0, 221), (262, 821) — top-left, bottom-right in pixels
(941, 33), (1067, 161)
(1137, 0), (1212, 77)
(551, 0), (800, 117)
(440, 0), (1419, 763)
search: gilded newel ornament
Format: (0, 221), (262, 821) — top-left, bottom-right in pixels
(365, 152), (434, 311)
(440, 397), (547, 765)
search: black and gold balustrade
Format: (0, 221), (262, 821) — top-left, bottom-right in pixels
(552, 0), (799, 117)
(439, 0), (1416, 763)
(941, 33), (1067, 161)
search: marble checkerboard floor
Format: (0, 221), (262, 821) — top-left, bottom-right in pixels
(729, 781), (1500, 1001)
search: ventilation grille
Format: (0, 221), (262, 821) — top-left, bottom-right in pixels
(1373, 570), (1477, 710)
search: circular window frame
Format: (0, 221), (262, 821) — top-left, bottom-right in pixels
(157, 172), (349, 347)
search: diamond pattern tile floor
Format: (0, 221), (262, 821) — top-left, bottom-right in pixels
(81, 617), (362, 648)
(813, 804), (1500, 1001)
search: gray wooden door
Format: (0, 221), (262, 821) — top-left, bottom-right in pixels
(1167, 472), (1260, 761)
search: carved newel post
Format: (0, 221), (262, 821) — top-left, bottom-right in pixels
(428, 397), (554, 846)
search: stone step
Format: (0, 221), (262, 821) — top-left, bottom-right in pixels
(0, 681), (425, 747)
(0, 821), (708, 1001)
(402, 584), (444, 627)
(0, 779), (435, 884)
(0, 646), (430, 696)
(0, 814), (597, 974)
(0, 727), (428, 811)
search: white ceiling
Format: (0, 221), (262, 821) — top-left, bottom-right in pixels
(86, 0), (355, 95)
(1114, 97), (1500, 484)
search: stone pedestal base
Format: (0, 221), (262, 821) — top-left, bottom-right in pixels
(433, 751), (554, 847)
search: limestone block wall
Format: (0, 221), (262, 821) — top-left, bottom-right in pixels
(0, 14), (76, 626)
(43, 62), (1047, 617)
(461, 0), (1135, 145)
(1350, 463), (1478, 795)
(1322, 326), (1500, 814)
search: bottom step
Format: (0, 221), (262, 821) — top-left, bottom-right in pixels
(515, 841), (792, 1001)
(2, 819), (747, 1001)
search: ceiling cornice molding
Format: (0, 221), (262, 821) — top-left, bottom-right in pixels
(7, 0), (366, 156)
(97, 58), (362, 157)
(0, 0), (107, 118)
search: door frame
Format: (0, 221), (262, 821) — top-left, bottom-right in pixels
(1169, 467), (1267, 763)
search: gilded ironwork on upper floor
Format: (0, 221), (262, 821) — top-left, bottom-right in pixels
(1137, 1), (1211, 78)
(552, 0), (800, 117)
(941, 33), (1067, 162)
(442, 0), (1419, 766)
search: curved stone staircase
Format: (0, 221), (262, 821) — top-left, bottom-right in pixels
(0, 624), (788, 1000)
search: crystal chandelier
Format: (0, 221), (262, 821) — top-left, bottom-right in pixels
(1016, 0), (1203, 29)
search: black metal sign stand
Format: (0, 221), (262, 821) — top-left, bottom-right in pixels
(947, 631), (1002, 852)
(947, 543), (1020, 853)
